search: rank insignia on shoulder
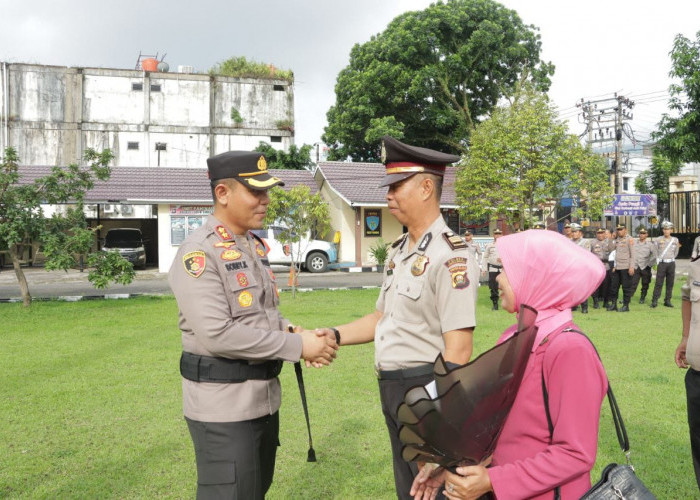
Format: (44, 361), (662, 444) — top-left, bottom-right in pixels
(443, 232), (467, 250)
(214, 241), (237, 249)
(183, 251), (206, 278)
(411, 255), (429, 276)
(238, 290), (253, 308)
(221, 249), (242, 261)
(445, 257), (469, 289)
(237, 272), (249, 287)
(392, 233), (407, 248)
(215, 225), (232, 241)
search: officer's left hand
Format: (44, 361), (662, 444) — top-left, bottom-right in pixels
(628, 267), (634, 276)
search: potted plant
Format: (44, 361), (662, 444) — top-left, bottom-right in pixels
(369, 238), (390, 272)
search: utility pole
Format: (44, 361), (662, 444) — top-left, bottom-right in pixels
(577, 94), (635, 227)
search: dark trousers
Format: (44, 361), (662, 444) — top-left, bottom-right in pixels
(631, 266), (652, 298)
(186, 412), (279, 500)
(488, 270), (500, 303)
(653, 261), (676, 302)
(594, 267), (612, 302)
(686, 369), (700, 491)
(608, 269), (634, 305)
(379, 372), (436, 500)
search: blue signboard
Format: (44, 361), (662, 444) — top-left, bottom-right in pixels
(604, 194), (657, 216)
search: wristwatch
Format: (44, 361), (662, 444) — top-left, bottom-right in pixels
(330, 327), (341, 346)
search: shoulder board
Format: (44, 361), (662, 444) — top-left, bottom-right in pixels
(443, 231), (467, 250)
(392, 233), (408, 248)
(249, 231), (265, 246)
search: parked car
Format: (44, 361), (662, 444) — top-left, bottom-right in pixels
(251, 226), (337, 273)
(102, 228), (147, 270)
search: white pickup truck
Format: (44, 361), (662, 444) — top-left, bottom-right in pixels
(251, 226), (338, 273)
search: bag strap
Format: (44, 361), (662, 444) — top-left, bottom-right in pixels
(541, 328), (632, 499)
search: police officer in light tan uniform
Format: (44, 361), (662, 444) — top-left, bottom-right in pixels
(169, 151), (337, 499)
(484, 229), (503, 310)
(607, 223), (636, 312)
(570, 223), (591, 313)
(316, 136), (476, 500)
(590, 228), (615, 308)
(632, 227), (656, 304)
(652, 220), (681, 308)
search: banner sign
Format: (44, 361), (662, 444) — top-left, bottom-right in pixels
(604, 194), (657, 216)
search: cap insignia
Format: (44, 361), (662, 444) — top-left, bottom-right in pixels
(257, 155), (267, 171)
(183, 251), (206, 278)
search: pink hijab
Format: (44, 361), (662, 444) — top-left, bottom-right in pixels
(496, 229), (606, 346)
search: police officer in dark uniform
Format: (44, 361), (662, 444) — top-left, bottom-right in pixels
(632, 227), (655, 304)
(590, 227), (614, 308)
(317, 136), (477, 499)
(169, 151), (338, 499)
(607, 223), (636, 312)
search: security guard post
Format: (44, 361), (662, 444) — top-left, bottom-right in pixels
(590, 228), (614, 308)
(652, 220), (681, 308)
(484, 229), (503, 310)
(168, 151), (338, 499)
(607, 223), (636, 312)
(317, 136), (477, 500)
(632, 227), (656, 304)
(570, 223), (591, 313)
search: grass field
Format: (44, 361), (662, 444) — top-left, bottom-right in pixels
(0, 283), (695, 499)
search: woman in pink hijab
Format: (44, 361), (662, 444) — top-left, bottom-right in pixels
(413, 229), (609, 499)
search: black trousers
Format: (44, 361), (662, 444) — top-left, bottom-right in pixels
(594, 267), (612, 302)
(653, 261), (676, 302)
(379, 372), (440, 500)
(608, 269), (634, 305)
(631, 266), (652, 298)
(686, 369), (700, 492)
(186, 412), (279, 500)
(488, 270), (501, 302)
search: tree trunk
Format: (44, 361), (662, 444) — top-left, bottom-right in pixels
(10, 246), (31, 307)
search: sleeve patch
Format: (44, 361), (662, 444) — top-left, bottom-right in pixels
(445, 257), (469, 289)
(183, 250), (206, 278)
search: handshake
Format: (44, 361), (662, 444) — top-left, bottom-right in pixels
(292, 325), (340, 368)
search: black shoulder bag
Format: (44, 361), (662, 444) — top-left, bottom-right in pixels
(542, 328), (657, 499)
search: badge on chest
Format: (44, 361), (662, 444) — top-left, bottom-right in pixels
(411, 255), (429, 276)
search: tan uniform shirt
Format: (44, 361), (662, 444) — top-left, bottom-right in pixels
(573, 237), (591, 251)
(590, 238), (614, 270)
(375, 216), (477, 370)
(654, 236), (680, 262)
(466, 241), (482, 269)
(169, 215), (302, 423)
(483, 241), (501, 271)
(682, 259), (700, 368)
(613, 236), (635, 269)
(692, 236), (700, 260)
(634, 239), (656, 269)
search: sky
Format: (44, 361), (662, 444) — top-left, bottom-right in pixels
(2, 0), (699, 158)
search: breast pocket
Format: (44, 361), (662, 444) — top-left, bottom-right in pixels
(394, 276), (425, 324)
(225, 270), (262, 314)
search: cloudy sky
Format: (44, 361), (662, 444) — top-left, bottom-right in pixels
(2, 0), (699, 152)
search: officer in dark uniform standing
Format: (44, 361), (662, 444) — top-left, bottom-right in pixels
(607, 223), (636, 312)
(484, 229), (503, 310)
(317, 136), (477, 500)
(169, 151), (338, 499)
(632, 227), (655, 304)
(590, 228), (614, 308)
(652, 220), (681, 308)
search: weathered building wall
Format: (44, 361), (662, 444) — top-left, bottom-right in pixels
(1, 62), (294, 167)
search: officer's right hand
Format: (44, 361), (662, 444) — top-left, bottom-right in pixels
(299, 329), (338, 366)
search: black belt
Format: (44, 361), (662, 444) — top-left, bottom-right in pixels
(180, 351), (283, 383)
(488, 265), (502, 271)
(376, 364), (433, 380)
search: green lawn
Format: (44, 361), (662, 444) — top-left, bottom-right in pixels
(0, 283), (695, 498)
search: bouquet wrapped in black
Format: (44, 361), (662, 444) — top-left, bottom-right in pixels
(398, 305), (538, 468)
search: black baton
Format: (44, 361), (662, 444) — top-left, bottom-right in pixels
(289, 325), (316, 462)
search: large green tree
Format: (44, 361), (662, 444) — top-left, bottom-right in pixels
(254, 142), (315, 170)
(0, 147), (135, 306)
(455, 87), (611, 229)
(323, 0), (554, 161)
(653, 31), (700, 163)
(634, 151), (681, 221)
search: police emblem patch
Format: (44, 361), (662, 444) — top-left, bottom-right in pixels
(237, 272), (249, 287)
(221, 249), (242, 261)
(215, 225), (232, 241)
(238, 290), (253, 308)
(411, 255), (429, 276)
(257, 155), (267, 171)
(444, 257), (469, 289)
(183, 251), (206, 278)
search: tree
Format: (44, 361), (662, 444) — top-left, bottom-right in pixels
(264, 185), (330, 297)
(254, 142), (315, 170)
(323, 0), (554, 161)
(634, 151), (681, 222)
(653, 31), (700, 164)
(0, 147), (135, 307)
(455, 87), (611, 229)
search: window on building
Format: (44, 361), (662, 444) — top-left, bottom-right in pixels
(132, 82), (143, 91)
(127, 142), (139, 150)
(623, 177), (630, 191)
(270, 136), (282, 143)
(273, 85), (285, 91)
(150, 83), (162, 92)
